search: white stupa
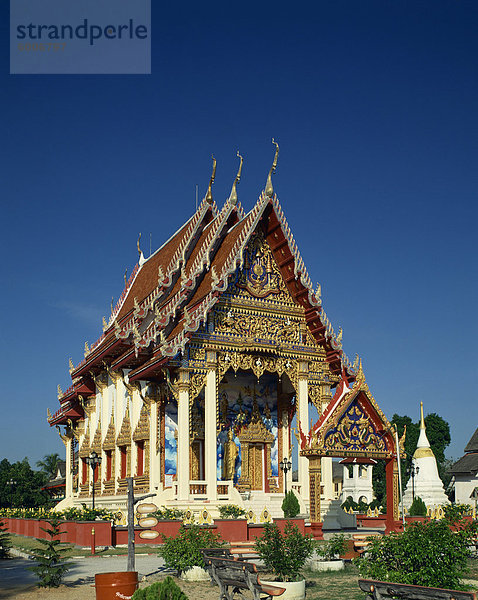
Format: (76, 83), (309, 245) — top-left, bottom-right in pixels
(403, 402), (449, 510)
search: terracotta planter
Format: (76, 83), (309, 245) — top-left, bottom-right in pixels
(94, 571), (138, 600)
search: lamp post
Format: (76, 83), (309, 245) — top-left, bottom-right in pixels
(279, 457), (292, 494)
(409, 464), (420, 502)
(85, 451), (102, 509)
(7, 479), (17, 508)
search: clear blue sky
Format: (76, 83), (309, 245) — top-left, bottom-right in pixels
(1, 1), (477, 467)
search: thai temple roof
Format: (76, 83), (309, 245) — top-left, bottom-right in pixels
(451, 426), (478, 476)
(49, 145), (358, 426)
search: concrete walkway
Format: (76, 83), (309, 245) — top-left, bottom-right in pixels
(0, 553), (166, 599)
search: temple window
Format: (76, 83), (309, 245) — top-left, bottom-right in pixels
(136, 441), (144, 476)
(120, 446), (127, 478)
(81, 458), (88, 484)
(105, 450), (112, 481)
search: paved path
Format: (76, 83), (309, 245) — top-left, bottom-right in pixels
(0, 554), (166, 598)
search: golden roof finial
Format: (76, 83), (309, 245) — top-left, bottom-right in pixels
(420, 401), (425, 429)
(102, 316), (108, 331)
(137, 233), (142, 258)
(337, 327), (343, 344)
(111, 297), (114, 314)
(69, 357), (74, 372)
(228, 151), (243, 205)
(205, 155), (217, 204)
(124, 268), (128, 286)
(265, 138), (279, 198)
(57, 384), (63, 398)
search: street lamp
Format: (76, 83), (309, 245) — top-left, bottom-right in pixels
(409, 464), (420, 502)
(85, 451), (102, 509)
(279, 457), (292, 494)
(7, 479), (17, 508)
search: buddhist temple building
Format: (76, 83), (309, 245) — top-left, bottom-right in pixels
(402, 402), (449, 510)
(450, 426), (478, 506)
(48, 146), (403, 528)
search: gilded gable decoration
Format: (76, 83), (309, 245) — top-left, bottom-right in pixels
(116, 412), (132, 446)
(79, 431), (90, 458)
(234, 232), (288, 299)
(133, 404), (150, 441)
(102, 416), (116, 451)
(90, 423), (102, 453)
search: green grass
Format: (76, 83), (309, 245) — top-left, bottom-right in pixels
(9, 533), (160, 557)
(304, 563), (364, 600)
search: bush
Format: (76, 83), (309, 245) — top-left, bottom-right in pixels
(254, 521), (314, 582)
(159, 523), (224, 575)
(317, 534), (347, 561)
(148, 507), (186, 521)
(281, 491), (300, 519)
(60, 504), (116, 522)
(218, 504), (246, 519)
(132, 576), (188, 600)
(0, 519), (11, 559)
(408, 496), (427, 517)
(28, 515), (71, 587)
(355, 517), (478, 589)
(443, 503), (473, 522)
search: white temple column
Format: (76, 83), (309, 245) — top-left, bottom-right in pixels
(205, 351), (217, 501)
(149, 399), (160, 493)
(297, 361), (309, 501)
(282, 409), (292, 492)
(177, 369), (190, 501)
(65, 434), (73, 499)
(321, 457), (333, 499)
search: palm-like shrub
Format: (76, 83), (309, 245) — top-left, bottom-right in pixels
(28, 515), (71, 587)
(0, 519), (11, 559)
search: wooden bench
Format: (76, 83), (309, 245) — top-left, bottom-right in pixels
(229, 541), (260, 559)
(200, 547), (234, 560)
(359, 579), (478, 600)
(353, 533), (381, 556)
(204, 556), (286, 600)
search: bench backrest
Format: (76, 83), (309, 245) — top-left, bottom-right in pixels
(205, 556), (260, 591)
(359, 579), (477, 600)
(200, 548), (234, 560)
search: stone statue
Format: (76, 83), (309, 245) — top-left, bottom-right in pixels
(223, 429), (238, 480)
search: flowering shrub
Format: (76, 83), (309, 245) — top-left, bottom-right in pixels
(0, 504), (115, 522)
(217, 504), (246, 519)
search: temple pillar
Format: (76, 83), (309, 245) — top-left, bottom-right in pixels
(321, 457), (334, 500)
(149, 399), (160, 493)
(281, 408), (292, 493)
(297, 361), (309, 500)
(177, 369), (190, 501)
(385, 457), (400, 533)
(205, 351), (217, 501)
(65, 434), (73, 499)
(307, 456), (323, 539)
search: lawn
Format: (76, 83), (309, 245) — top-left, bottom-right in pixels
(8, 532), (159, 557)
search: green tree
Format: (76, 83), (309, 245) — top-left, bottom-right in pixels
(36, 454), (61, 479)
(0, 457), (49, 508)
(29, 515), (71, 587)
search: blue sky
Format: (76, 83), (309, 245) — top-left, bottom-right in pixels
(1, 1), (477, 467)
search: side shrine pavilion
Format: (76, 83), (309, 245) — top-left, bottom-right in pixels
(48, 146), (404, 532)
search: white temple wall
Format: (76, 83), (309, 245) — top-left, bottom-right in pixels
(454, 477), (478, 506)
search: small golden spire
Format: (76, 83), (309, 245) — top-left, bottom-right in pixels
(205, 155), (217, 204)
(102, 316), (108, 331)
(47, 408), (52, 419)
(228, 151), (243, 205)
(158, 265), (165, 282)
(420, 401), (425, 429)
(57, 385), (63, 398)
(337, 327), (343, 344)
(69, 357), (74, 372)
(124, 269), (128, 286)
(84, 341), (89, 355)
(111, 297), (114, 313)
(265, 138), (279, 197)
(315, 283), (322, 303)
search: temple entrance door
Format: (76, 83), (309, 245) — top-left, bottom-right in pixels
(249, 443), (264, 490)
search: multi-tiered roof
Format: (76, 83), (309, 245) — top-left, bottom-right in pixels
(49, 149), (356, 427)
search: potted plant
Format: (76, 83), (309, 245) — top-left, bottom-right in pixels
(312, 534), (347, 572)
(254, 521), (314, 600)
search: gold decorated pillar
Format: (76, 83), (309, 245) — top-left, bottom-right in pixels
(177, 369), (190, 501)
(205, 351), (217, 501)
(308, 456), (321, 522)
(297, 361), (309, 500)
(149, 396), (160, 493)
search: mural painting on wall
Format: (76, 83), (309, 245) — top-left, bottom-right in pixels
(164, 401), (178, 487)
(217, 371), (278, 486)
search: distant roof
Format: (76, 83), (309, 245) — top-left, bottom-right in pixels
(464, 427), (478, 453)
(450, 452), (478, 476)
